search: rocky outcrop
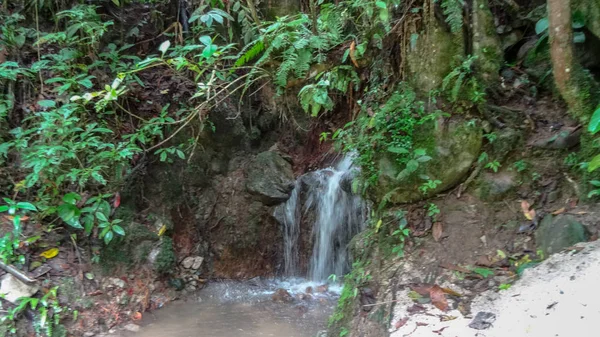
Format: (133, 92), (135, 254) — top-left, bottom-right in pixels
(374, 119), (482, 204)
(246, 151), (295, 205)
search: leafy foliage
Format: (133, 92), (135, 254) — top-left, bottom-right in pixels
(441, 0), (464, 33)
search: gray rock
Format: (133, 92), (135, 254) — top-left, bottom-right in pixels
(0, 274), (39, 304)
(536, 215), (589, 256)
(105, 277), (126, 289)
(181, 257), (195, 269)
(469, 311), (496, 330)
(532, 128), (582, 150)
(246, 151), (295, 205)
(191, 257), (203, 270)
(123, 324), (140, 333)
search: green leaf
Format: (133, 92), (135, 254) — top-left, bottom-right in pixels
(176, 149), (185, 159)
(417, 155), (432, 163)
(199, 35), (212, 46)
(16, 202), (37, 211)
(58, 203), (80, 223)
(535, 18), (549, 35)
(414, 148), (426, 156)
(387, 147), (410, 154)
(588, 154), (600, 172)
(37, 100), (56, 108)
(159, 151), (167, 162)
(0, 205), (8, 213)
(95, 212), (108, 222)
(62, 192), (81, 205)
(589, 180), (600, 187)
(112, 225), (125, 236)
(406, 159), (419, 173)
(572, 11), (585, 29)
(159, 40), (171, 56)
(573, 31), (586, 44)
(375, 1), (386, 9)
(104, 230), (114, 244)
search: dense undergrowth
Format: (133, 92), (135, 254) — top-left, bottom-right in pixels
(1, 0), (600, 336)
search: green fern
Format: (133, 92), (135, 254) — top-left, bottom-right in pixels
(234, 40), (265, 67)
(441, 0), (464, 33)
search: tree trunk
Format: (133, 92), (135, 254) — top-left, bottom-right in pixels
(547, 0), (599, 122)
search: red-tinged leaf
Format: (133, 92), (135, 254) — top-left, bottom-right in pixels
(394, 317), (409, 329)
(132, 312), (142, 320)
(349, 41), (359, 68)
(429, 285), (448, 311)
(520, 200), (536, 220)
(113, 192), (121, 208)
(432, 221), (443, 242)
(416, 322), (428, 326)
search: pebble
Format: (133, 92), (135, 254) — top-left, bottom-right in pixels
(123, 324), (140, 332)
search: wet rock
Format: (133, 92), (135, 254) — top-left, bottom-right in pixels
(339, 171), (357, 194)
(491, 128), (522, 162)
(375, 120), (482, 204)
(0, 274), (39, 304)
(316, 284), (329, 293)
(469, 311), (496, 330)
(536, 215), (589, 256)
(272, 288), (294, 303)
(305, 286), (313, 294)
(123, 324), (140, 333)
(246, 151), (295, 205)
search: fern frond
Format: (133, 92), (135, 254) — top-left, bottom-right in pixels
(234, 40), (265, 67)
(293, 48), (312, 79)
(441, 0), (463, 33)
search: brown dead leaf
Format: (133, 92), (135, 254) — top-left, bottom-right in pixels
(552, 207), (566, 215)
(520, 200), (536, 220)
(441, 287), (462, 297)
(394, 317), (409, 329)
(439, 263), (471, 274)
(433, 326), (448, 335)
(410, 284), (433, 296)
(429, 285), (448, 311)
(349, 41), (359, 68)
(432, 222), (443, 242)
(416, 322), (429, 326)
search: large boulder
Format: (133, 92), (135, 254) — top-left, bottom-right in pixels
(246, 151), (295, 205)
(374, 119), (482, 204)
(536, 214), (590, 256)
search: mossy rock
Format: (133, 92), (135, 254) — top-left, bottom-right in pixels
(472, 0), (502, 84)
(475, 171), (517, 202)
(374, 119), (482, 204)
(406, 16), (464, 94)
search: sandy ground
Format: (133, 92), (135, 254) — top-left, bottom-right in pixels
(390, 240), (600, 337)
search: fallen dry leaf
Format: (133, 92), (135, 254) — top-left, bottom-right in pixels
(410, 284), (432, 296)
(433, 326), (448, 335)
(394, 317), (409, 329)
(552, 207), (566, 215)
(429, 285), (448, 311)
(132, 312), (142, 320)
(520, 200), (536, 220)
(432, 221), (443, 242)
(441, 287), (462, 297)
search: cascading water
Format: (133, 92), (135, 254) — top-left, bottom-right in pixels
(276, 155), (368, 281)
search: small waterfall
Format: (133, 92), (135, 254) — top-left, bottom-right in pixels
(276, 155), (368, 281)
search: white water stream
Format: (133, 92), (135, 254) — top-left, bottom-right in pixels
(277, 155), (368, 281)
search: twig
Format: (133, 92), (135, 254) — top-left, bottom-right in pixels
(0, 261), (36, 284)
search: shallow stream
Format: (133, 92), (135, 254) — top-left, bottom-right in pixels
(122, 279), (338, 337)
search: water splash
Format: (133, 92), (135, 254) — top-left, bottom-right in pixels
(276, 155), (368, 281)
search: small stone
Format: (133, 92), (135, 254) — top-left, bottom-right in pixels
(84, 332), (95, 337)
(0, 274), (39, 304)
(123, 324), (140, 332)
(272, 288), (294, 303)
(469, 311), (496, 330)
(181, 257), (195, 269)
(110, 278), (126, 289)
(305, 286), (313, 294)
(547, 190), (560, 203)
(191, 257), (204, 270)
(316, 284), (329, 293)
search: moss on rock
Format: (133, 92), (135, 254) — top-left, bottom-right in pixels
(154, 237), (176, 274)
(472, 0), (502, 84)
(374, 119), (482, 204)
